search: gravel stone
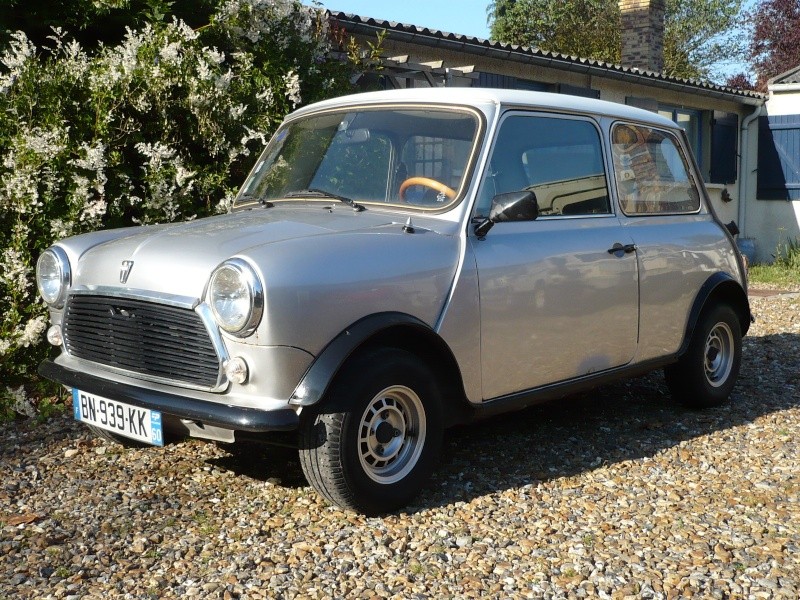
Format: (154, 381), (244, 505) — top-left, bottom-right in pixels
(1, 292), (798, 598)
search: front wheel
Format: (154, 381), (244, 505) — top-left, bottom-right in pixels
(298, 348), (443, 515)
(665, 304), (742, 408)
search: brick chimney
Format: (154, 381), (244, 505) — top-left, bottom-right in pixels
(619, 0), (665, 73)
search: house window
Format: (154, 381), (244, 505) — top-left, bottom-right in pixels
(658, 106), (702, 163)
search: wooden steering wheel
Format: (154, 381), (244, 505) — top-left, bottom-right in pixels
(398, 177), (457, 202)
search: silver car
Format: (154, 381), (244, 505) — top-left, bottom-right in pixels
(37, 88), (750, 514)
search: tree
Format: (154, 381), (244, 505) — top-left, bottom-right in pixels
(748, 0), (800, 89)
(663, 0), (747, 81)
(488, 0), (748, 82)
(488, 0), (620, 64)
(0, 0), (375, 416)
(0, 0), (217, 48)
(725, 71), (757, 89)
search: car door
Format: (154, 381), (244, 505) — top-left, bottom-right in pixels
(471, 112), (639, 399)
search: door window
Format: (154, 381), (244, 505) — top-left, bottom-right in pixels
(477, 115), (610, 217)
(611, 123), (701, 215)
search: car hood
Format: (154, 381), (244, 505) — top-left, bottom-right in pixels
(66, 207), (454, 299)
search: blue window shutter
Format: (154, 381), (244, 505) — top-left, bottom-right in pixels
(557, 83), (600, 99)
(474, 73), (550, 91)
(758, 115), (800, 201)
(710, 111), (738, 184)
(475, 72), (517, 88)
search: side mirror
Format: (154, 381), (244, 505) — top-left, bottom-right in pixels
(474, 191), (539, 238)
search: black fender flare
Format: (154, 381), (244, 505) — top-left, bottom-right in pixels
(677, 272), (751, 358)
(289, 312), (450, 407)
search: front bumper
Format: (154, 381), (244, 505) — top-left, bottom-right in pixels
(39, 359), (299, 432)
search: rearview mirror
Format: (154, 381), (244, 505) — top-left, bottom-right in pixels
(474, 191), (539, 238)
(339, 128), (371, 144)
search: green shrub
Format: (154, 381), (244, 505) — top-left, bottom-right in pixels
(0, 0), (377, 417)
(774, 237), (800, 271)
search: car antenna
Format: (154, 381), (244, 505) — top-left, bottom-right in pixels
(402, 217), (415, 234)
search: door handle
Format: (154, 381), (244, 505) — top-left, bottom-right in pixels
(608, 242), (637, 254)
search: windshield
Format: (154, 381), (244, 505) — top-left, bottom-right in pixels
(236, 106), (481, 210)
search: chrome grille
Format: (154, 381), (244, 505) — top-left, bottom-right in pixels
(62, 295), (221, 388)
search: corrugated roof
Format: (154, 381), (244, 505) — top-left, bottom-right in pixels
(769, 65), (800, 85)
(329, 12), (765, 105)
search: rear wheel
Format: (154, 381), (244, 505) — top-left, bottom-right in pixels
(298, 348), (442, 515)
(665, 304), (742, 408)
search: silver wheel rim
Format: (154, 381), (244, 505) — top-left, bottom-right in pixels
(704, 321), (734, 388)
(357, 385), (426, 484)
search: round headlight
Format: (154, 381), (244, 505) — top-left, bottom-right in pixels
(36, 247), (71, 307)
(208, 259), (263, 336)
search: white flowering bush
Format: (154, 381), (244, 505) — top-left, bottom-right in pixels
(0, 1), (378, 417)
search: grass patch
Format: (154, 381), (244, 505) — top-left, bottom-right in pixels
(749, 263), (800, 288)
(748, 237), (800, 289)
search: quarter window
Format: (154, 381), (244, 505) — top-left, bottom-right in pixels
(611, 123), (701, 215)
(477, 115), (610, 217)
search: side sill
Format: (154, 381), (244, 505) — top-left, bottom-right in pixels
(38, 359), (299, 432)
(471, 357), (676, 420)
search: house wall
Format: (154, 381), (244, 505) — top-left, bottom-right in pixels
(745, 89), (800, 263)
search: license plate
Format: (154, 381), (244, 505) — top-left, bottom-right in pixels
(72, 389), (163, 446)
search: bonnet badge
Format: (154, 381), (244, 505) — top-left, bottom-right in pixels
(120, 260), (134, 284)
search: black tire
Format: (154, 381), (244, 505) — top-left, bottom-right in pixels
(87, 425), (152, 448)
(665, 304), (742, 409)
(298, 348), (443, 515)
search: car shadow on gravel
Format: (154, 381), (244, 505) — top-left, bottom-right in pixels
(402, 330), (800, 512)
(191, 331), (799, 510)
(6, 333), (795, 515)
(208, 441), (309, 489)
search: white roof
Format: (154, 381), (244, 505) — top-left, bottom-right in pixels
(292, 87), (677, 129)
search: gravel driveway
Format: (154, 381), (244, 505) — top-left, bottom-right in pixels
(2, 293), (799, 599)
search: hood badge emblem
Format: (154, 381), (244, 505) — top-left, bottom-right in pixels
(120, 260), (134, 284)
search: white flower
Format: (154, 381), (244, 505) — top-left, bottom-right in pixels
(72, 140), (106, 172)
(80, 198), (108, 223)
(0, 31), (35, 94)
(229, 103), (247, 119)
(19, 315), (47, 347)
(256, 85), (273, 105)
(159, 42), (182, 66)
(283, 70), (301, 108)
(0, 248), (31, 294)
(174, 165), (195, 188)
(22, 126), (67, 160)
(136, 141), (176, 166)
(8, 385), (36, 418)
(50, 218), (73, 240)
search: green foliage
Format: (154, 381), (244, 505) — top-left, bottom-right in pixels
(774, 238), (800, 271)
(488, 0), (620, 64)
(0, 1), (379, 418)
(663, 0), (747, 81)
(487, 0), (747, 82)
(0, 0), (218, 48)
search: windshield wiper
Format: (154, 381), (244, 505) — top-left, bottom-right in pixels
(237, 195), (273, 208)
(285, 188), (365, 212)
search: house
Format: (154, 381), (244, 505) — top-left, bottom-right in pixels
(327, 2), (800, 263)
(750, 66), (800, 261)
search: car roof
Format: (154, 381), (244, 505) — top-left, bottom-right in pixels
(291, 87), (678, 129)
